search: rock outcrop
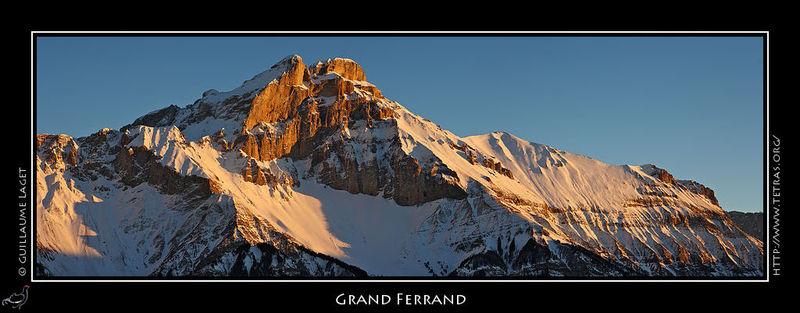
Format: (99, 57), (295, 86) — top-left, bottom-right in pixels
(242, 56), (310, 132)
(37, 134), (80, 168)
(113, 144), (213, 198)
(311, 58), (367, 81)
(640, 164), (719, 206)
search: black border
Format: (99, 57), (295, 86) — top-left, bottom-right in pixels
(12, 30), (783, 310)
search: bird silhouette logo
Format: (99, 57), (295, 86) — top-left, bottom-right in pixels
(1, 285), (29, 310)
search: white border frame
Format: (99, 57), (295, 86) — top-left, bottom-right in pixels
(30, 30), (770, 283)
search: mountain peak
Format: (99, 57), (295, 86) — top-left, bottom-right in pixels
(311, 57), (366, 81)
(279, 54), (303, 63)
(271, 54), (305, 75)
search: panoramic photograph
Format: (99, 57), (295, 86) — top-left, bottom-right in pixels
(34, 36), (765, 278)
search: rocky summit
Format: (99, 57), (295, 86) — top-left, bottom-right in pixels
(36, 55), (763, 277)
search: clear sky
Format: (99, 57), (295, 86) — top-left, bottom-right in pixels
(36, 36), (764, 212)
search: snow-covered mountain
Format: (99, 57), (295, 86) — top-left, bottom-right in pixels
(36, 55), (763, 277)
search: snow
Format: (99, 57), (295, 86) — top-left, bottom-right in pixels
(463, 131), (642, 210)
(180, 117), (240, 143)
(37, 154), (190, 275)
(198, 62), (290, 106)
(287, 179), (440, 275)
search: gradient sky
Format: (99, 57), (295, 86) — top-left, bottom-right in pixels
(35, 36), (764, 212)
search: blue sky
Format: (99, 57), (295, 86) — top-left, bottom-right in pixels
(36, 36), (764, 212)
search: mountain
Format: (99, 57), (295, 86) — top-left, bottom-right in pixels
(36, 55), (763, 277)
(727, 211), (764, 240)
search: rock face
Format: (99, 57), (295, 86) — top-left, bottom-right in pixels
(242, 55), (310, 132)
(640, 164), (719, 206)
(311, 58), (367, 81)
(35, 55), (763, 278)
(231, 55), (466, 206)
(37, 134), (80, 167)
(113, 145), (213, 197)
